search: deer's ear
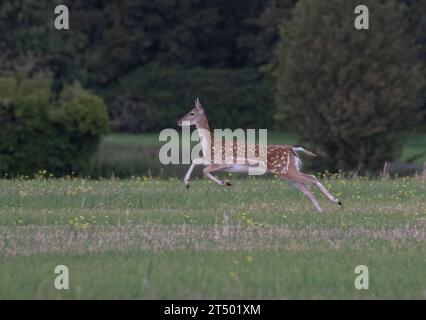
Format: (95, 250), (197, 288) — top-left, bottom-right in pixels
(195, 98), (204, 111)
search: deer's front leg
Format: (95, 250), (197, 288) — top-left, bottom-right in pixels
(184, 158), (206, 189)
(203, 165), (232, 186)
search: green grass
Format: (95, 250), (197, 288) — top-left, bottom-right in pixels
(1, 177), (425, 299)
(401, 133), (426, 163)
(89, 132), (426, 178)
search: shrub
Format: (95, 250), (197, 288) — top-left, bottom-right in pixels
(104, 64), (275, 132)
(275, 0), (425, 172)
(0, 76), (109, 176)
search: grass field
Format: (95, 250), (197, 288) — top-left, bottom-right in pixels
(1, 176), (425, 299)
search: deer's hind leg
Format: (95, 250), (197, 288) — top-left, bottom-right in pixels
(280, 152), (342, 207)
(293, 181), (323, 212)
(288, 172), (342, 206)
(203, 165), (233, 186)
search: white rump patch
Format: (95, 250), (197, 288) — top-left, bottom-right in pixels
(295, 156), (302, 172)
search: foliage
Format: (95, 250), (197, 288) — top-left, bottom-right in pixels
(0, 76), (109, 176)
(275, 0), (426, 172)
(0, 1), (289, 133)
(0, 0), (272, 86)
(405, 0), (426, 126)
(105, 64), (275, 132)
(0, 1), (50, 76)
(255, 0), (298, 67)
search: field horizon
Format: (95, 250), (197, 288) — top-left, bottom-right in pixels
(88, 132), (426, 179)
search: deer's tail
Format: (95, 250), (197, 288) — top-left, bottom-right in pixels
(292, 145), (316, 157)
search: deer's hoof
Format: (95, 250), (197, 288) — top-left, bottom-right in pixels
(185, 184), (190, 190)
(338, 200), (342, 206)
(224, 180), (232, 186)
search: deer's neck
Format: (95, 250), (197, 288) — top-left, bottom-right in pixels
(195, 115), (212, 159)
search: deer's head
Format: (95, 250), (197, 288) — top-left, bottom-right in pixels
(177, 98), (205, 127)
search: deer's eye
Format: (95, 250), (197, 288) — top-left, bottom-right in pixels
(190, 113), (194, 115)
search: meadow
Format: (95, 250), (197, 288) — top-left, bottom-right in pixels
(1, 175), (425, 299)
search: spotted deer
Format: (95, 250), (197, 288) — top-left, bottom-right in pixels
(177, 99), (342, 212)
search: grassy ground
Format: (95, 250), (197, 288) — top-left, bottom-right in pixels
(89, 132), (426, 178)
(1, 176), (425, 299)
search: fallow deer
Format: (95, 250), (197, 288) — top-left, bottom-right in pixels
(177, 99), (342, 212)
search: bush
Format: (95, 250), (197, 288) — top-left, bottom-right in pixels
(275, 0), (425, 172)
(0, 76), (109, 176)
(104, 64), (275, 132)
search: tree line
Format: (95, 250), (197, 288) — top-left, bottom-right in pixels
(0, 0), (297, 132)
(0, 0), (425, 173)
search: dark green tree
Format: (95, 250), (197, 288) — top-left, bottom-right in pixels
(49, 0), (269, 87)
(105, 64), (274, 132)
(275, 0), (425, 172)
(406, 0), (426, 127)
(254, 0), (298, 66)
(0, 1), (50, 76)
(0, 76), (109, 176)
